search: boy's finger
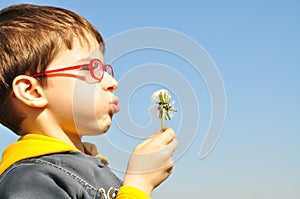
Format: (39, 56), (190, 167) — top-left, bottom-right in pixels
(154, 128), (176, 145)
(147, 127), (170, 140)
(166, 138), (178, 155)
(138, 128), (175, 148)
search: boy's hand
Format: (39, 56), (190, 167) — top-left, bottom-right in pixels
(123, 128), (178, 196)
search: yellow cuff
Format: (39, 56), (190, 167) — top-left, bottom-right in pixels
(116, 186), (151, 199)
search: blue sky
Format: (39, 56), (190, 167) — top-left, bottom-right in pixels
(0, 0), (299, 198)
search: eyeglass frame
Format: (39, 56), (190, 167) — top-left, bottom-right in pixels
(29, 58), (114, 83)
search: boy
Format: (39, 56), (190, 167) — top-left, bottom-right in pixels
(0, 4), (178, 199)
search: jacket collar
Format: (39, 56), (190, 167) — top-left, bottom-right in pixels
(0, 134), (79, 175)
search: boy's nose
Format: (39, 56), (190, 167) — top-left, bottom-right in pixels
(100, 72), (118, 92)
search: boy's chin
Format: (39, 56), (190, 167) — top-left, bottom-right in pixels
(74, 123), (111, 136)
(73, 114), (113, 136)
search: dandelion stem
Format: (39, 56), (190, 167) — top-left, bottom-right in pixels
(161, 108), (166, 130)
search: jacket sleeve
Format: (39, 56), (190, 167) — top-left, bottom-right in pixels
(116, 186), (151, 199)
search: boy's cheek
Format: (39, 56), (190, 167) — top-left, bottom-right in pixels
(72, 82), (96, 101)
(71, 82), (108, 114)
(72, 105), (112, 135)
(46, 79), (111, 135)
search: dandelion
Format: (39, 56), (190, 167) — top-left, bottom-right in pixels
(150, 89), (177, 130)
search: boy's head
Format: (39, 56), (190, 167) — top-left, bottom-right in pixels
(0, 4), (104, 135)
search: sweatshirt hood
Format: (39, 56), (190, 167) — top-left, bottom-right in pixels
(0, 134), (80, 175)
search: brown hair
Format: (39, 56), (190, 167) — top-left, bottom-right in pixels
(0, 4), (104, 134)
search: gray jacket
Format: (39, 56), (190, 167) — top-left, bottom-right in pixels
(0, 152), (123, 199)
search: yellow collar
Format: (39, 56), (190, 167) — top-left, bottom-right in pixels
(0, 134), (80, 175)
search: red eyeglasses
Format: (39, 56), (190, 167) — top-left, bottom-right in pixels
(30, 59), (114, 84)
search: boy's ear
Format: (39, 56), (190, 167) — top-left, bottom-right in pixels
(12, 75), (48, 108)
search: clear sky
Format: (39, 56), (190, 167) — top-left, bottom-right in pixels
(0, 0), (299, 198)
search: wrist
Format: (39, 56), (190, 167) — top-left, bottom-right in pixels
(123, 175), (153, 196)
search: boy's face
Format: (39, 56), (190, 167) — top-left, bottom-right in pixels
(44, 35), (119, 136)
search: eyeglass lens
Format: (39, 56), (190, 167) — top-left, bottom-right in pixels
(91, 60), (103, 79)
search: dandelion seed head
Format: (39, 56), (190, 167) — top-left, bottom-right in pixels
(151, 89), (171, 103)
(150, 89), (176, 123)
(149, 104), (162, 119)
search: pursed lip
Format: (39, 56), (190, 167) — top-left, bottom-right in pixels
(110, 96), (120, 114)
